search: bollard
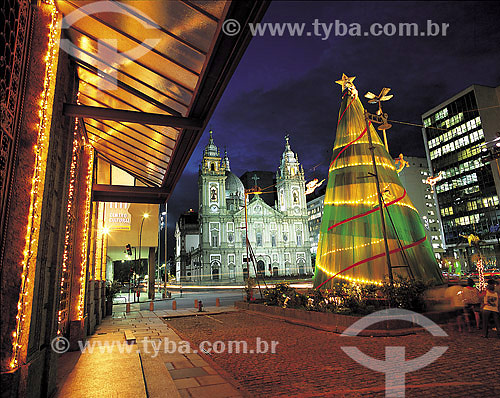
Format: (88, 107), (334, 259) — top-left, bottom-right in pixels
(216, 298), (220, 307)
(194, 299), (198, 309)
(149, 301), (154, 311)
(126, 302), (131, 313)
(172, 300), (177, 310)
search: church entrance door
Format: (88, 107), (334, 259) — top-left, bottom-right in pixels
(298, 260), (305, 275)
(257, 260), (265, 279)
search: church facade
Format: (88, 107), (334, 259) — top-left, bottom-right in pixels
(175, 132), (312, 283)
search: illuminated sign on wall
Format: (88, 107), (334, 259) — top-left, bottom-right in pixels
(105, 202), (131, 230)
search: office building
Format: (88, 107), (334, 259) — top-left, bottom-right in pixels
(422, 84), (500, 268)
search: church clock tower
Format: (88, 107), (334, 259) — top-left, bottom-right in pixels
(199, 131), (227, 215)
(276, 135), (306, 216)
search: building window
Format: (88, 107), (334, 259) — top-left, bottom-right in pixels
(296, 231), (302, 246)
(256, 232), (263, 247)
(271, 234), (276, 247)
(211, 234), (218, 247)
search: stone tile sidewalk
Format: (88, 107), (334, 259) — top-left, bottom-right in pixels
(55, 306), (243, 398)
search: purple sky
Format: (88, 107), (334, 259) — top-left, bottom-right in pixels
(166, 1), (500, 257)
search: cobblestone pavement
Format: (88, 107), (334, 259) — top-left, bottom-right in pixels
(166, 311), (500, 398)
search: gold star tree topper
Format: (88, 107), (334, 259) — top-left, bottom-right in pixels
(335, 73), (356, 91)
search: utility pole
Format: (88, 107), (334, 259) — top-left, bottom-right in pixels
(364, 110), (394, 285)
(243, 188), (263, 298)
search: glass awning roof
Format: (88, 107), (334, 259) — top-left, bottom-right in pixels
(55, 0), (267, 195)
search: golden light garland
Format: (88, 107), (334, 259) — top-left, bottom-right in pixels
(77, 144), (94, 320)
(333, 137), (385, 151)
(330, 160), (396, 172)
(316, 262), (383, 286)
(10, 0), (59, 369)
(319, 238), (385, 259)
(324, 199), (417, 213)
(323, 183), (391, 206)
(477, 257), (486, 292)
(57, 118), (80, 334)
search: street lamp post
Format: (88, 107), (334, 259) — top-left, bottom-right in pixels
(138, 213), (149, 301)
(128, 246), (136, 303)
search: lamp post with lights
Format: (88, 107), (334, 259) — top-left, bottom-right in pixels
(137, 213), (149, 301)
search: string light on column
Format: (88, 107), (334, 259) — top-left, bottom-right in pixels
(77, 145), (94, 320)
(10, 0), (59, 369)
(57, 118), (80, 334)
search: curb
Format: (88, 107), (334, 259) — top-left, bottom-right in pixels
(235, 302), (455, 337)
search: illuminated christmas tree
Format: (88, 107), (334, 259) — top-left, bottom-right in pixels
(314, 74), (443, 289)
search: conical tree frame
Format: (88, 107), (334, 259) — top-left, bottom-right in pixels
(314, 88), (443, 289)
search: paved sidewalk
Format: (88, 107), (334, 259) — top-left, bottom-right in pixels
(55, 306), (243, 398)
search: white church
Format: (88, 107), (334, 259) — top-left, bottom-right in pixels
(174, 132), (312, 283)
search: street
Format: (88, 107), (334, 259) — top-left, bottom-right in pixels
(115, 289), (245, 311)
(166, 311), (500, 397)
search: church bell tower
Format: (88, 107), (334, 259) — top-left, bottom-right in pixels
(276, 135), (306, 215)
(199, 131), (226, 215)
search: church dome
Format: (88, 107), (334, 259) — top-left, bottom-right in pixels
(225, 171), (244, 199)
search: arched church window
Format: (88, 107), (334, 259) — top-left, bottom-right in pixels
(256, 232), (262, 247)
(296, 231), (302, 246)
(210, 163), (215, 171)
(293, 191), (299, 204)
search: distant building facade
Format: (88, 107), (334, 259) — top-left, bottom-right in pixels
(175, 132), (312, 283)
(397, 157), (445, 257)
(174, 210), (200, 281)
(306, 186), (326, 257)
(422, 84), (500, 269)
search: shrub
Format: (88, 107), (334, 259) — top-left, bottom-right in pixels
(245, 277), (256, 301)
(106, 281), (121, 301)
(381, 277), (434, 312)
(261, 278), (432, 314)
(263, 283), (307, 309)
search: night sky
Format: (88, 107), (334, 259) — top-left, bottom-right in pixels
(166, 1), (500, 258)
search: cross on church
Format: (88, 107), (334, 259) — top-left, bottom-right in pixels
(251, 173), (260, 187)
